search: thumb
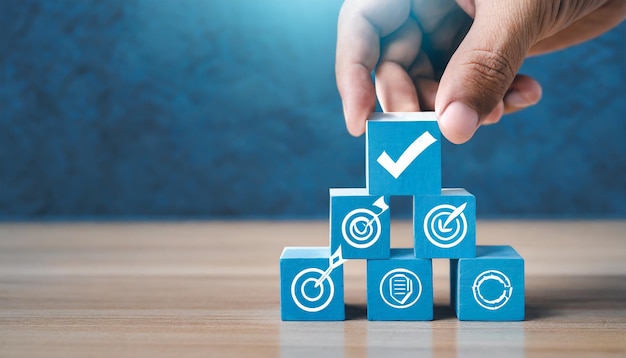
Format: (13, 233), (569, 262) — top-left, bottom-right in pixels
(435, 2), (540, 144)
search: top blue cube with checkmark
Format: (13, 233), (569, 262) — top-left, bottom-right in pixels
(366, 112), (441, 196)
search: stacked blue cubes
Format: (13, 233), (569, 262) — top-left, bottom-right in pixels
(280, 112), (525, 321)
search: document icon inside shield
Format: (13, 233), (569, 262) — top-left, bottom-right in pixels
(379, 268), (423, 309)
(390, 273), (412, 305)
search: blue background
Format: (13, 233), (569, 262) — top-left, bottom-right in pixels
(1, 0), (624, 220)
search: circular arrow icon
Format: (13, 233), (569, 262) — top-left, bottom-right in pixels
(472, 270), (513, 310)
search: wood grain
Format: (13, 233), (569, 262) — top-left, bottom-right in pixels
(0, 221), (625, 357)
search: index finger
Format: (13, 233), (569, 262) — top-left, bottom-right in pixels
(335, 0), (411, 136)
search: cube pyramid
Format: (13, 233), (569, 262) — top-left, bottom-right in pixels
(280, 112), (524, 321)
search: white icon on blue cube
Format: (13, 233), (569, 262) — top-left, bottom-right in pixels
(472, 270), (513, 311)
(380, 268), (422, 309)
(376, 131), (437, 179)
(291, 268), (335, 313)
(366, 113), (441, 196)
(424, 202), (468, 249)
(342, 196), (389, 249)
(367, 249), (433, 321)
(330, 189), (390, 259)
(280, 247), (345, 321)
(280, 113), (525, 322)
(451, 246), (524, 321)
(414, 189), (476, 259)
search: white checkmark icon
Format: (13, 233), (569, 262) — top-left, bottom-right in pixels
(376, 131), (437, 179)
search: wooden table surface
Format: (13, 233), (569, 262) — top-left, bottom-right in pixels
(0, 221), (625, 357)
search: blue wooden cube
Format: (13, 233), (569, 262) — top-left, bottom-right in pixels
(366, 249), (433, 321)
(366, 112), (441, 196)
(330, 188), (390, 259)
(280, 247), (344, 321)
(413, 188), (476, 258)
(451, 246), (525, 321)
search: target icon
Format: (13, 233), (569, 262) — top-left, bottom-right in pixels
(423, 203), (468, 248)
(290, 268), (335, 313)
(472, 270), (513, 310)
(342, 208), (381, 249)
(342, 196), (389, 249)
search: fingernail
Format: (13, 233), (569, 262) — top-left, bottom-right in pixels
(505, 91), (537, 108)
(438, 102), (479, 144)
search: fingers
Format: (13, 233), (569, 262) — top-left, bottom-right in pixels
(413, 78), (439, 111)
(375, 18), (422, 112)
(336, 0), (412, 136)
(529, 0), (626, 56)
(408, 53), (438, 110)
(503, 74), (542, 114)
(376, 62), (421, 112)
(419, 8), (473, 78)
(477, 102), (501, 125)
(336, 7), (379, 136)
(435, 2), (541, 144)
(411, 0), (459, 33)
(467, 74), (542, 126)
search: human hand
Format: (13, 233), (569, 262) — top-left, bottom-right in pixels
(335, 0), (625, 143)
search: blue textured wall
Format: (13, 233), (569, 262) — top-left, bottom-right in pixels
(0, 0), (624, 219)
